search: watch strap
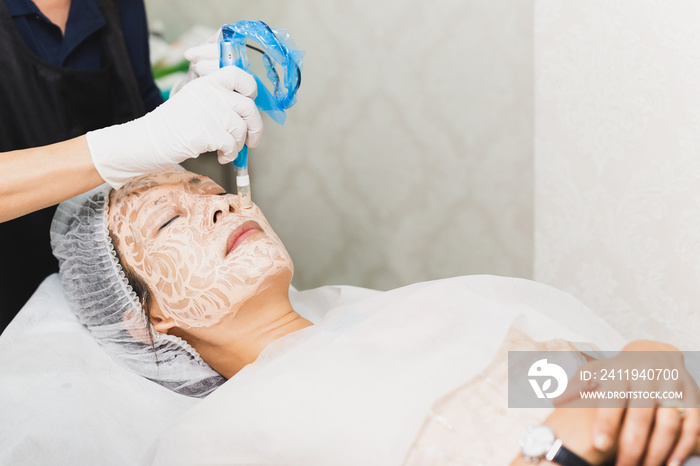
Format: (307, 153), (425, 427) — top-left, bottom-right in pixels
(546, 439), (592, 466)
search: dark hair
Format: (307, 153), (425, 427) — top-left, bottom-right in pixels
(109, 230), (158, 354)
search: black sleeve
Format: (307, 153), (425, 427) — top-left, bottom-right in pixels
(120, 0), (164, 111)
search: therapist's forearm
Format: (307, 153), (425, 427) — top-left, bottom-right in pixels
(0, 135), (104, 223)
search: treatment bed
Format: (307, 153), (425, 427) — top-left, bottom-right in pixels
(2, 273), (698, 465)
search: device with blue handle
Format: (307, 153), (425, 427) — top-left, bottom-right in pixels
(219, 20), (304, 208)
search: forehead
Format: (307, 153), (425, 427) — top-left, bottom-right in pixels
(109, 169), (223, 209)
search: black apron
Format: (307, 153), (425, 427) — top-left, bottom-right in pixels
(0, 0), (145, 332)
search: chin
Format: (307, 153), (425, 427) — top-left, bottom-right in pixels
(265, 265), (294, 293)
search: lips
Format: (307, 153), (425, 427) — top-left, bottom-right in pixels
(225, 220), (263, 256)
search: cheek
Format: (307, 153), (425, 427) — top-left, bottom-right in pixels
(145, 230), (221, 316)
(123, 233), (147, 271)
(151, 248), (182, 280)
(148, 230), (201, 283)
(134, 212), (291, 328)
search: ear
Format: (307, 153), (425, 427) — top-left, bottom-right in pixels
(146, 298), (177, 334)
(121, 299), (176, 344)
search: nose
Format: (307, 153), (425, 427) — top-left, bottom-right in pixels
(207, 194), (239, 226)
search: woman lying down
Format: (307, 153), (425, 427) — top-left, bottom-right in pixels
(50, 168), (700, 466)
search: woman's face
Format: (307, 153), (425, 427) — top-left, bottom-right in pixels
(108, 168), (293, 329)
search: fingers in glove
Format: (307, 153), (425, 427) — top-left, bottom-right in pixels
(207, 66), (258, 99)
(184, 43), (219, 63)
(217, 147), (237, 165)
(215, 131), (242, 163)
(223, 92), (264, 149)
(229, 120), (248, 153)
(192, 60), (220, 79)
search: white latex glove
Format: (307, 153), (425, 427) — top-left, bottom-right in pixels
(87, 66), (263, 189)
(170, 31), (220, 97)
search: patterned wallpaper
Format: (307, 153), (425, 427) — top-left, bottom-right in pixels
(145, 0), (534, 291)
(535, 0), (700, 348)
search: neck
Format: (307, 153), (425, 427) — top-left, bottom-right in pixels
(33, 0), (71, 34)
(173, 282), (312, 379)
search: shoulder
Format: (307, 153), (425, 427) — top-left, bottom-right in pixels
(114, 0), (148, 22)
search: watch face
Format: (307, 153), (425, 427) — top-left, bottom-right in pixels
(521, 425), (556, 458)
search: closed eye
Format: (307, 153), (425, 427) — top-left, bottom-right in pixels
(217, 192), (227, 196)
(158, 215), (181, 231)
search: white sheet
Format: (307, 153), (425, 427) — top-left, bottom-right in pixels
(147, 275), (626, 466)
(7, 274), (693, 465)
(0, 274), (376, 466)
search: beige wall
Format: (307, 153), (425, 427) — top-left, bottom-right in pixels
(147, 0), (700, 346)
(146, 0), (534, 291)
(535, 0), (700, 348)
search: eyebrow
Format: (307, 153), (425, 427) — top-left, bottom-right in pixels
(111, 175), (219, 212)
(114, 185), (151, 202)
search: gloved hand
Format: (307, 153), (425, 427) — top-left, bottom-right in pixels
(87, 66), (263, 189)
(169, 31), (220, 97)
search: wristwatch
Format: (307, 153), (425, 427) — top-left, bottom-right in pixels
(519, 425), (592, 465)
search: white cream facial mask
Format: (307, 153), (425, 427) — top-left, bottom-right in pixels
(108, 169), (293, 329)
